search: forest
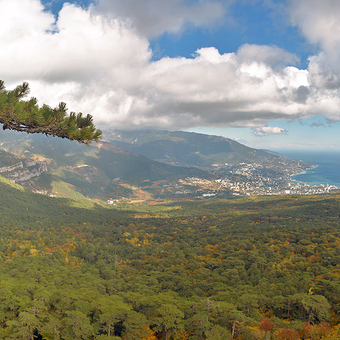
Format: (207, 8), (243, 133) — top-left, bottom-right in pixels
(0, 180), (340, 339)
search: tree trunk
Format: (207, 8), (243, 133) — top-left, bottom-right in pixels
(206, 298), (212, 322)
(232, 318), (236, 339)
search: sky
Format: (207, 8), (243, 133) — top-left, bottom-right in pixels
(1, 0), (340, 150)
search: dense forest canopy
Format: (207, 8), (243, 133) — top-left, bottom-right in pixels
(0, 180), (339, 339)
(0, 80), (102, 145)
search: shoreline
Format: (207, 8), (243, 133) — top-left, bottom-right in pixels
(290, 164), (340, 187)
(290, 164), (318, 181)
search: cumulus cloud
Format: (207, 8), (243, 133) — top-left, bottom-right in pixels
(93, 0), (226, 38)
(253, 126), (287, 137)
(237, 44), (300, 68)
(289, 0), (340, 56)
(289, 0), (340, 80)
(0, 0), (150, 84)
(2, 0), (340, 132)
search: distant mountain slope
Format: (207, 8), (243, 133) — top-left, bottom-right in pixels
(0, 129), (318, 201)
(0, 150), (23, 167)
(103, 129), (312, 170)
(0, 131), (210, 200)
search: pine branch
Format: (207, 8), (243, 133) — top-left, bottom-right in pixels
(0, 81), (102, 145)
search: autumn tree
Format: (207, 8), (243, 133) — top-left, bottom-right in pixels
(0, 80), (102, 145)
(301, 322), (316, 340)
(317, 322), (332, 339)
(277, 328), (300, 340)
(260, 318), (273, 340)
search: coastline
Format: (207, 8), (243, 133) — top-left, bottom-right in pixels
(290, 164), (318, 182)
(290, 164), (340, 188)
(278, 150), (340, 188)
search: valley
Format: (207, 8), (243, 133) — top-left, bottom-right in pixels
(0, 129), (337, 205)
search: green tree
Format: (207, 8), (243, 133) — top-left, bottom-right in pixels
(7, 311), (40, 340)
(205, 325), (231, 340)
(0, 80), (102, 145)
(122, 310), (150, 340)
(61, 310), (93, 340)
(299, 294), (331, 322)
(40, 315), (62, 340)
(153, 303), (184, 340)
(96, 296), (130, 337)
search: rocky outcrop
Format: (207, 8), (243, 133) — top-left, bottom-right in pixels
(74, 165), (110, 184)
(0, 160), (48, 182)
(0, 162), (24, 173)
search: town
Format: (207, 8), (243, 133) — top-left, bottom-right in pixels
(160, 161), (340, 199)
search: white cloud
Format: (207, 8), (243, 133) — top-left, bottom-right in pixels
(289, 0), (340, 54)
(2, 0), (340, 132)
(253, 126), (287, 137)
(237, 44), (300, 68)
(93, 0), (226, 38)
(289, 0), (340, 76)
(0, 0), (150, 84)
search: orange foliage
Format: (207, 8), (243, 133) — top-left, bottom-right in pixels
(318, 322), (331, 339)
(307, 254), (322, 263)
(301, 322), (316, 340)
(277, 328), (300, 340)
(300, 322), (335, 340)
(260, 318), (273, 332)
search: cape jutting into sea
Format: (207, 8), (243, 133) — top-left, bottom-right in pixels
(277, 150), (340, 187)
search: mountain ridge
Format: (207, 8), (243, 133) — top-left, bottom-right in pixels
(0, 130), (211, 201)
(0, 128), (326, 201)
(102, 129), (313, 170)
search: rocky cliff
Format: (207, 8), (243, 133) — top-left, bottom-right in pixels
(0, 159), (48, 183)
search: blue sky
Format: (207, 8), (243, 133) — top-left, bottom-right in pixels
(150, 1), (313, 66)
(2, 0), (340, 150)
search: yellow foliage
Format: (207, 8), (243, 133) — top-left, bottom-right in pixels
(142, 327), (157, 340)
(126, 237), (139, 245)
(30, 248), (37, 256)
(248, 326), (264, 340)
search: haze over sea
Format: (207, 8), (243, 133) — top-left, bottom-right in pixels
(277, 150), (340, 187)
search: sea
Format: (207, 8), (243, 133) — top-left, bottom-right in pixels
(276, 150), (340, 187)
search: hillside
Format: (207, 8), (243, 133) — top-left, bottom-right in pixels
(0, 131), (210, 201)
(99, 129), (331, 197)
(0, 178), (339, 339)
(0, 129), (328, 201)
(103, 129), (313, 171)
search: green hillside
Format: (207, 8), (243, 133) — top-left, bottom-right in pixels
(104, 129), (313, 170)
(0, 180), (339, 338)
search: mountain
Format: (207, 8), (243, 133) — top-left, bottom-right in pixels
(0, 129), (320, 201)
(0, 130), (210, 201)
(103, 129), (313, 170)
(101, 129), (330, 197)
